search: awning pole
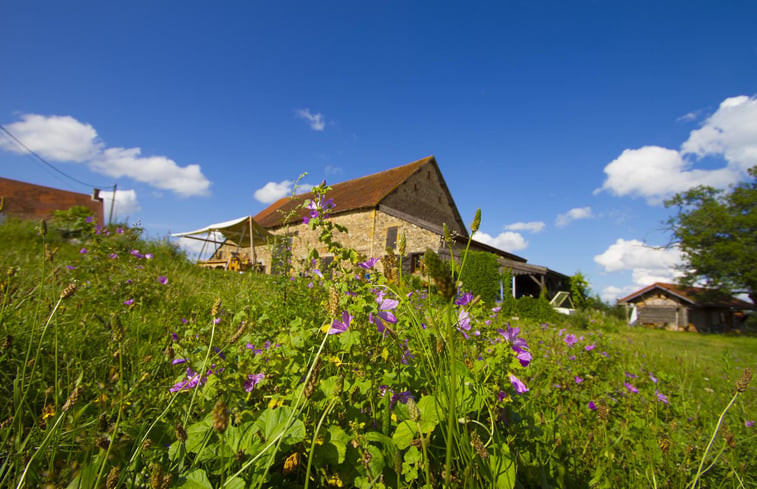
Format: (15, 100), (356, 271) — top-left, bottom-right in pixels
(249, 218), (256, 269)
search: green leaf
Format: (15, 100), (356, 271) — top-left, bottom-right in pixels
(489, 442), (516, 489)
(255, 406), (306, 445)
(392, 421), (417, 450)
(175, 469), (214, 489)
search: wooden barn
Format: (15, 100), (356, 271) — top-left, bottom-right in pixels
(187, 156), (569, 299)
(618, 282), (754, 332)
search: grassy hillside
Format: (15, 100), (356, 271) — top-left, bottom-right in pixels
(0, 215), (754, 488)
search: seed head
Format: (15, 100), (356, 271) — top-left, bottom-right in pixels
(228, 321), (247, 344)
(407, 398), (420, 422)
(175, 424), (187, 443)
(39, 219), (47, 236)
(60, 282), (77, 299)
(597, 401), (609, 421)
(212, 399), (229, 433)
(658, 437), (671, 454)
(211, 298), (222, 318)
(6, 267), (16, 277)
(443, 223), (450, 244)
(304, 358), (322, 399)
(327, 286), (339, 317)
(471, 208), (482, 233)
(2, 335), (12, 351)
(398, 231), (407, 256)
(735, 368), (752, 393)
(470, 431), (489, 458)
(62, 385), (84, 412)
(106, 466), (121, 489)
(95, 435), (110, 450)
(141, 438), (152, 451)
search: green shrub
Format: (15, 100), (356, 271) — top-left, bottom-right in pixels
(459, 250), (501, 304)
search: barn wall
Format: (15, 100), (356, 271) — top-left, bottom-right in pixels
(0, 177), (104, 224)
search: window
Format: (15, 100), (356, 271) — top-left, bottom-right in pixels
(385, 226), (398, 250)
(411, 253), (424, 273)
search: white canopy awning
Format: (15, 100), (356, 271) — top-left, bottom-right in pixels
(172, 216), (272, 247)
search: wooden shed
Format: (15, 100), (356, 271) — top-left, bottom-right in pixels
(618, 282), (754, 332)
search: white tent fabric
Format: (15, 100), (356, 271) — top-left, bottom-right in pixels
(172, 216), (272, 247)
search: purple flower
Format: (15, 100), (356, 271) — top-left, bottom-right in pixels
(124, 299), (134, 306)
(600, 351), (609, 358)
(109, 253), (118, 259)
(328, 311), (352, 335)
(244, 373), (265, 392)
(745, 420), (754, 428)
(649, 373), (658, 383)
(516, 349), (532, 367)
(575, 376), (584, 384)
(65, 265), (76, 270)
(497, 390), (507, 402)
(246, 343), (263, 355)
(85, 216), (94, 223)
(564, 334), (578, 346)
(130, 249), (141, 257)
(390, 390), (414, 406)
(79, 247), (88, 254)
(498, 326), (520, 343)
(625, 371), (637, 379)
(181, 318), (188, 324)
(588, 401), (597, 411)
(491, 306), (501, 313)
(213, 317), (221, 325)
(568, 355), (576, 361)
(145, 253), (154, 260)
(172, 332), (179, 341)
(509, 374), (529, 394)
(455, 292), (474, 306)
(116, 227), (124, 234)
(458, 309), (471, 331)
(169, 368), (205, 392)
(655, 390), (669, 404)
(172, 358), (187, 365)
(584, 344), (596, 351)
(624, 382), (638, 394)
(358, 257), (380, 270)
(158, 276), (168, 285)
(558, 328), (566, 336)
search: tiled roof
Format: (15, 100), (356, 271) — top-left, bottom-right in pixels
(618, 282), (754, 308)
(254, 156), (435, 228)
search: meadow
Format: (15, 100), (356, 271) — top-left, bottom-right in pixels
(0, 199), (754, 488)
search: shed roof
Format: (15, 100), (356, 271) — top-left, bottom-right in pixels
(618, 282), (754, 309)
(253, 156), (435, 228)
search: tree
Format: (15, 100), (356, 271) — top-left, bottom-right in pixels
(665, 166), (757, 304)
(569, 271), (590, 309)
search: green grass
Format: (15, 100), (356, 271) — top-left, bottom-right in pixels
(0, 214), (754, 488)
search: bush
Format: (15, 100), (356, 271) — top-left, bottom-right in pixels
(459, 250), (502, 304)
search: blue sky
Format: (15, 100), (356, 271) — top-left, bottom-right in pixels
(1, 1), (756, 302)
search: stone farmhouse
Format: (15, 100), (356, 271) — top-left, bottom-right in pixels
(202, 156), (568, 299)
(0, 177), (104, 224)
(618, 282), (754, 332)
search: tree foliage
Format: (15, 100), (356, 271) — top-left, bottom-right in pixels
(665, 166), (757, 303)
(459, 250), (502, 304)
(569, 271), (590, 310)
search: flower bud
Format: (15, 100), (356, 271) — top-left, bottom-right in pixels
(471, 208), (482, 233)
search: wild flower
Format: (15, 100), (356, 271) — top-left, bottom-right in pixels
(158, 276), (168, 285)
(244, 373), (265, 392)
(172, 333), (179, 341)
(575, 376), (584, 384)
(371, 292), (399, 334)
(655, 390), (669, 404)
(564, 334), (578, 346)
(66, 265), (76, 270)
(588, 401), (597, 410)
(145, 253), (154, 260)
(116, 227), (124, 233)
(358, 257), (379, 269)
(328, 311), (352, 335)
(80, 247), (88, 254)
(109, 253), (118, 259)
(169, 368), (205, 392)
(745, 420), (754, 428)
(246, 343), (263, 355)
(124, 299), (134, 306)
(213, 317), (221, 325)
(455, 292), (473, 306)
(649, 373), (658, 383)
(171, 358), (187, 365)
(584, 344), (596, 351)
(624, 382), (638, 394)
(625, 371), (637, 378)
(509, 374), (529, 394)
(458, 309), (471, 331)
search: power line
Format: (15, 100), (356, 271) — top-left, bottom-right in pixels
(0, 123), (112, 190)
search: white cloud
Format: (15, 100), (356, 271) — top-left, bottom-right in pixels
(92, 147), (210, 197)
(296, 108), (325, 131)
(681, 95), (757, 171)
(600, 285), (637, 303)
(253, 180), (314, 204)
(504, 221), (545, 233)
(555, 206), (594, 227)
(598, 95), (757, 205)
(472, 231), (528, 252)
(0, 114), (211, 197)
(100, 189), (140, 221)
(0, 114), (101, 162)
(594, 238), (683, 282)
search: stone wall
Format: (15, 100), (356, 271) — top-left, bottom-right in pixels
(0, 177), (104, 224)
(233, 209), (443, 274)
